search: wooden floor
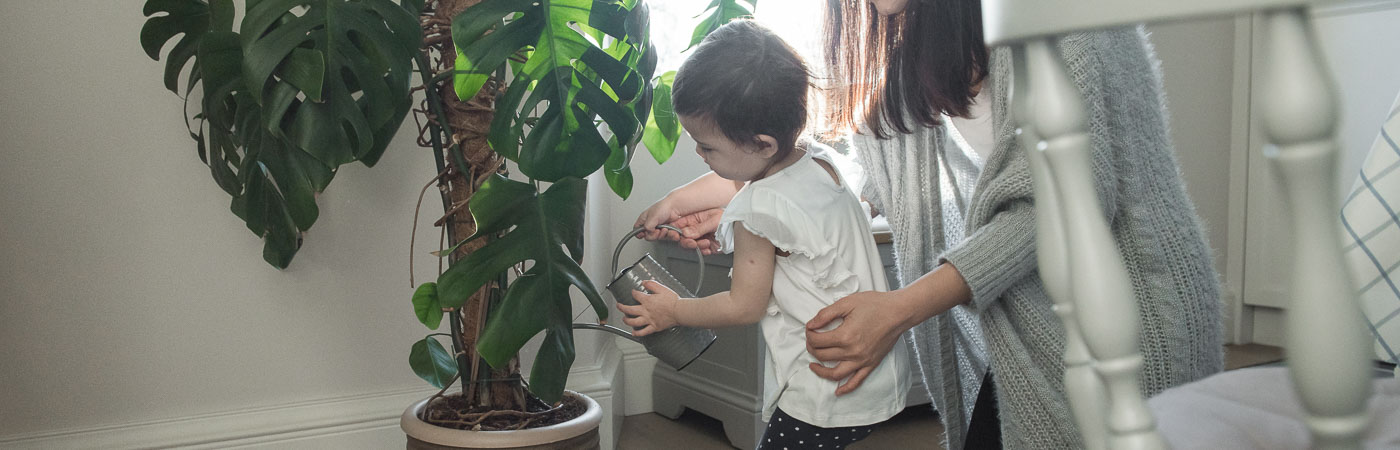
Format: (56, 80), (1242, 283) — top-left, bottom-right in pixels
(1223, 343), (1285, 370)
(617, 344), (1287, 450)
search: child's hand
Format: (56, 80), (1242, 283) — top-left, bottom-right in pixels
(618, 280), (681, 337)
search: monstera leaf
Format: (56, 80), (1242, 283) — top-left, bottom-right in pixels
(641, 70), (678, 165)
(434, 175), (607, 403)
(451, 0), (657, 198)
(143, 0), (420, 268)
(410, 335), (459, 389)
(241, 0), (421, 167)
(141, 0), (234, 95)
(688, 0), (754, 50)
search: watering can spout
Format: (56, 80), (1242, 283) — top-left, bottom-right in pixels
(572, 322), (643, 344)
(568, 225), (717, 371)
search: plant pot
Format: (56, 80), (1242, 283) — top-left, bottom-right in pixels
(400, 391), (602, 450)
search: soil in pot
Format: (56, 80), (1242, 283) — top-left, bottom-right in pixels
(420, 392), (588, 431)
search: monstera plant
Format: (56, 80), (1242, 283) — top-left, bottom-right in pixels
(407, 0), (755, 420)
(141, 0), (422, 268)
(142, 0), (752, 430)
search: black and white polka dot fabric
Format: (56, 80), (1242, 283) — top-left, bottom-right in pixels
(756, 408), (876, 450)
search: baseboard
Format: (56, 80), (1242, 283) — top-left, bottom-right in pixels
(617, 338), (657, 416)
(1, 346), (624, 450)
(0, 386), (441, 450)
(565, 340), (623, 450)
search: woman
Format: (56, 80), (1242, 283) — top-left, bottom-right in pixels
(636, 0), (1225, 448)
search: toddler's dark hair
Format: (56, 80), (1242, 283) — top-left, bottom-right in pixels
(672, 19), (810, 153)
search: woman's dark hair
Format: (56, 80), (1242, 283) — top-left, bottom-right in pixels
(671, 19), (811, 153)
(821, 0), (988, 139)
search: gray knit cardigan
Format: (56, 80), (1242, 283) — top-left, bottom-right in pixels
(854, 26), (1225, 450)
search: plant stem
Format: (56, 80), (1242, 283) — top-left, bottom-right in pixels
(448, 305), (469, 398)
(413, 51), (473, 398)
(416, 54), (473, 186)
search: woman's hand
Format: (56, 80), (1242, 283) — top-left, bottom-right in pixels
(668, 209), (723, 255)
(806, 263), (970, 395)
(633, 172), (744, 255)
(635, 206), (724, 255)
(618, 280), (681, 337)
(805, 290), (916, 395)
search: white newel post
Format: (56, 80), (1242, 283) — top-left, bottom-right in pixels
(1009, 44), (1109, 450)
(1017, 38), (1167, 450)
(1258, 8), (1372, 450)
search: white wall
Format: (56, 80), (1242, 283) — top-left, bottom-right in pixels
(0, 2), (618, 448)
(1148, 17), (1240, 304)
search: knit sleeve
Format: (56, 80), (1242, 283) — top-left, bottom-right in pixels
(853, 135), (887, 216)
(939, 29), (1157, 308)
(939, 199), (1038, 309)
(861, 184), (883, 216)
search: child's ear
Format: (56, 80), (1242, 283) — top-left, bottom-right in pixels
(754, 134), (781, 159)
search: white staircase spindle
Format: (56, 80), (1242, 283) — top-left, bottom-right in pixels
(1257, 8), (1372, 450)
(1010, 44), (1109, 450)
(1020, 38), (1167, 450)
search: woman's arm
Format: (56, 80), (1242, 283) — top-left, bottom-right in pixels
(635, 171), (746, 240)
(803, 199), (1036, 394)
(805, 262), (972, 395)
(619, 223), (775, 334)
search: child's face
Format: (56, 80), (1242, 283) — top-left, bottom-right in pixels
(679, 115), (778, 182)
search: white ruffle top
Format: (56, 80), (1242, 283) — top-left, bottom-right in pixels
(715, 146), (912, 427)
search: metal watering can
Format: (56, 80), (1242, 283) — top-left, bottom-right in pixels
(572, 225), (718, 370)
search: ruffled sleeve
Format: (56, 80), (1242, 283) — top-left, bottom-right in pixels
(716, 185), (859, 293)
(716, 185), (820, 256)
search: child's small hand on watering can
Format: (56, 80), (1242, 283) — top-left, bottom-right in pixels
(618, 280), (682, 337)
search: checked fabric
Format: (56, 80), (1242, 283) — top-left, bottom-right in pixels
(1340, 90), (1400, 365)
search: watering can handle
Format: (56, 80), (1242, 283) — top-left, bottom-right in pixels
(613, 225), (704, 296)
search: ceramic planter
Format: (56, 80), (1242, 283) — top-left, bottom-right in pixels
(400, 391), (601, 450)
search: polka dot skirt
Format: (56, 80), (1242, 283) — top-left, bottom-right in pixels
(755, 408), (875, 450)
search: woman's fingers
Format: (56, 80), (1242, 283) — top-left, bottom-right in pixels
(809, 360), (862, 382)
(806, 328), (862, 362)
(836, 367), (875, 396)
(808, 361), (875, 395)
(806, 339), (855, 362)
(807, 297), (854, 331)
(635, 225), (684, 242)
(677, 236), (720, 254)
(636, 208), (725, 244)
(672, 209), (723, 240)
(804, 291), (904, 395)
